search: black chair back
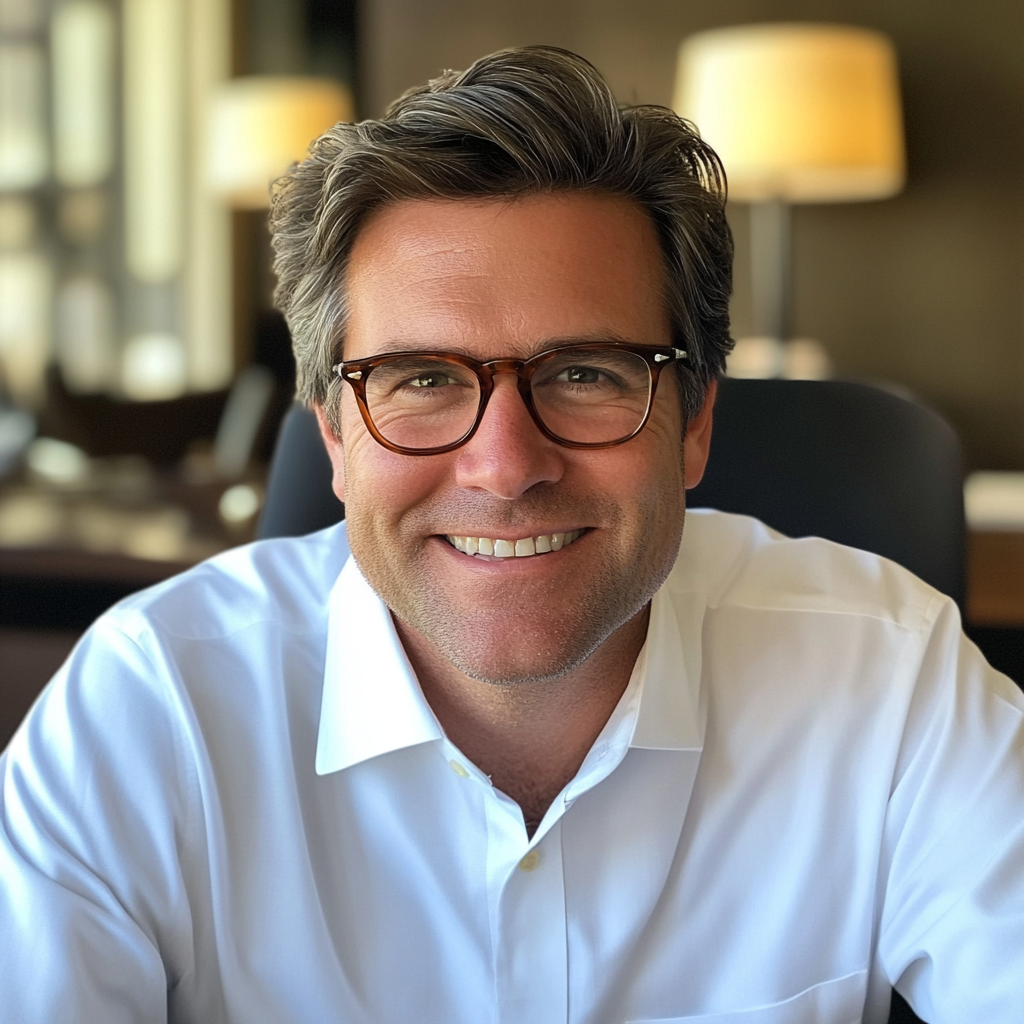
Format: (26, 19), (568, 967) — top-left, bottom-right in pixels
(687, 378), (965, 608)
(258, 404), (344, 540)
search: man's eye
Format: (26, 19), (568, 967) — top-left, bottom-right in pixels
(553, 366), (602, 385)
(408, 373), (456, 388)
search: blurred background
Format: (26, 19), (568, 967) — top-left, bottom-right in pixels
(2, 0), (1023, 743)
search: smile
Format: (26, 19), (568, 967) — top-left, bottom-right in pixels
(445, 530), (584, 558)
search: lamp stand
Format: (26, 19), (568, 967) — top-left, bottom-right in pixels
(749, 198), (792, 342)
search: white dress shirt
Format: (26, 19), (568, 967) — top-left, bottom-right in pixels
(2, 510), (1023, 1024)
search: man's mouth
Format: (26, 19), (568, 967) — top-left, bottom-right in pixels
(444, 530), (584, 558)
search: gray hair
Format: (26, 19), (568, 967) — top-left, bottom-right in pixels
(270, 45), (733, 431)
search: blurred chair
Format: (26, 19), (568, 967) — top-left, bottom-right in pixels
(688, 377), (965, 608)
(258, 403), (343, 539)
(211, 364), (277, 479)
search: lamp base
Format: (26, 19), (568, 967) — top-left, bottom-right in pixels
(726, 336), (832, 380)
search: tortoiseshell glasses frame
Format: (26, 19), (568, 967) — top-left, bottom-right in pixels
(332, 341), (690, 457)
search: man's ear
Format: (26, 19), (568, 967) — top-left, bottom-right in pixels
(313, 405), (346, 503)
(683, 378), (717, 490)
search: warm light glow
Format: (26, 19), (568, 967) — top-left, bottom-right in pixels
(0, 249), (51, 404)
(675, 23), (905, 203)
(122, 331), (187, 399)
(124, 0), (185, 282)
(965, 473), (1024, 531)
(0, 43), (48, 190)
(184, 0), (233, 390)
(206, 77), (353, 209)
(52, 0), (116, 188)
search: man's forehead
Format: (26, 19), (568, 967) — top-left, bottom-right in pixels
(350, 191), (659, 261)
(342, 193), (671, 357)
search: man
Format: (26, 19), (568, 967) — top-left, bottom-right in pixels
(1, 47), (1022, 1024)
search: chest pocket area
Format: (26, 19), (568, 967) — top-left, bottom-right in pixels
(627, 969), (868, 1024)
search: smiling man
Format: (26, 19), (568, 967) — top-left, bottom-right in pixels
(324, 194), (704, 833)
(2, 47), (1024, 1024)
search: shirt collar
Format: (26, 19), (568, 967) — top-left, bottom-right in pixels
(315, 554), (707, 776)
(315, 556), (442, 775)
(629, 583), (707, 752)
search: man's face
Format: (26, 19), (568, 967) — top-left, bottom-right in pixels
(318, 193), (714, 684)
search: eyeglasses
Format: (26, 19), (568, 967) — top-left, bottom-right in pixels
(332, 342), (689, 456)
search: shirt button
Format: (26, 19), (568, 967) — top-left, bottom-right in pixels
(518, 850), (541, 872)
(448, 759), (469, 778)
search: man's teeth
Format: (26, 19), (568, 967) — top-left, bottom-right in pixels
(447, 530), (583, 558)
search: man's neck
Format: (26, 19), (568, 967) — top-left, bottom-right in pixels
(394, 607), (649, 836)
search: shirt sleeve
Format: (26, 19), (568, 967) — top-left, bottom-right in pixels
(0, 614), (197, 1023)
(878, 597), (1024, 1023)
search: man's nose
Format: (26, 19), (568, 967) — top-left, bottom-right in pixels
(453, 373), (564, 499)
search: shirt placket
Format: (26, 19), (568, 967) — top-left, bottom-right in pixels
(487, 797), (569, 1024)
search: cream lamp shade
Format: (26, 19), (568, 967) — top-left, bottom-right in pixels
(674, 23), (905, 203)
(207, 77), (353, 209)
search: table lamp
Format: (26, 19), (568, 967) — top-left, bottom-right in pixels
(674, 23), (905, 374)
(207, 76), (353, 209)
(203, 76), (353, 477)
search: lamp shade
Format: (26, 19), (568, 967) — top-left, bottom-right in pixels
(674, 24), (905, 203)
(207, 77), (353, 209)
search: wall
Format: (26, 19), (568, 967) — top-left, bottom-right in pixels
(360, 0), (1024, 469)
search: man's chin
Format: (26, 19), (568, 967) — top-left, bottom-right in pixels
(395, 596), (641, 687)
(436, 641), (600, 688)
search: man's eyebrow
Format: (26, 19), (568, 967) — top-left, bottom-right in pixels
(368, 333), (641, 358)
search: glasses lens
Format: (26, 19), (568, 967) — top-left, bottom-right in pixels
(530, 349), (653, 444)
(363, 356), (481, 450)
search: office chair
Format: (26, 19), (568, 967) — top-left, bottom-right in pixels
(259, 404), (344, 540)
(687, 377), (965, 609)
(258, 382), (963, 1024)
